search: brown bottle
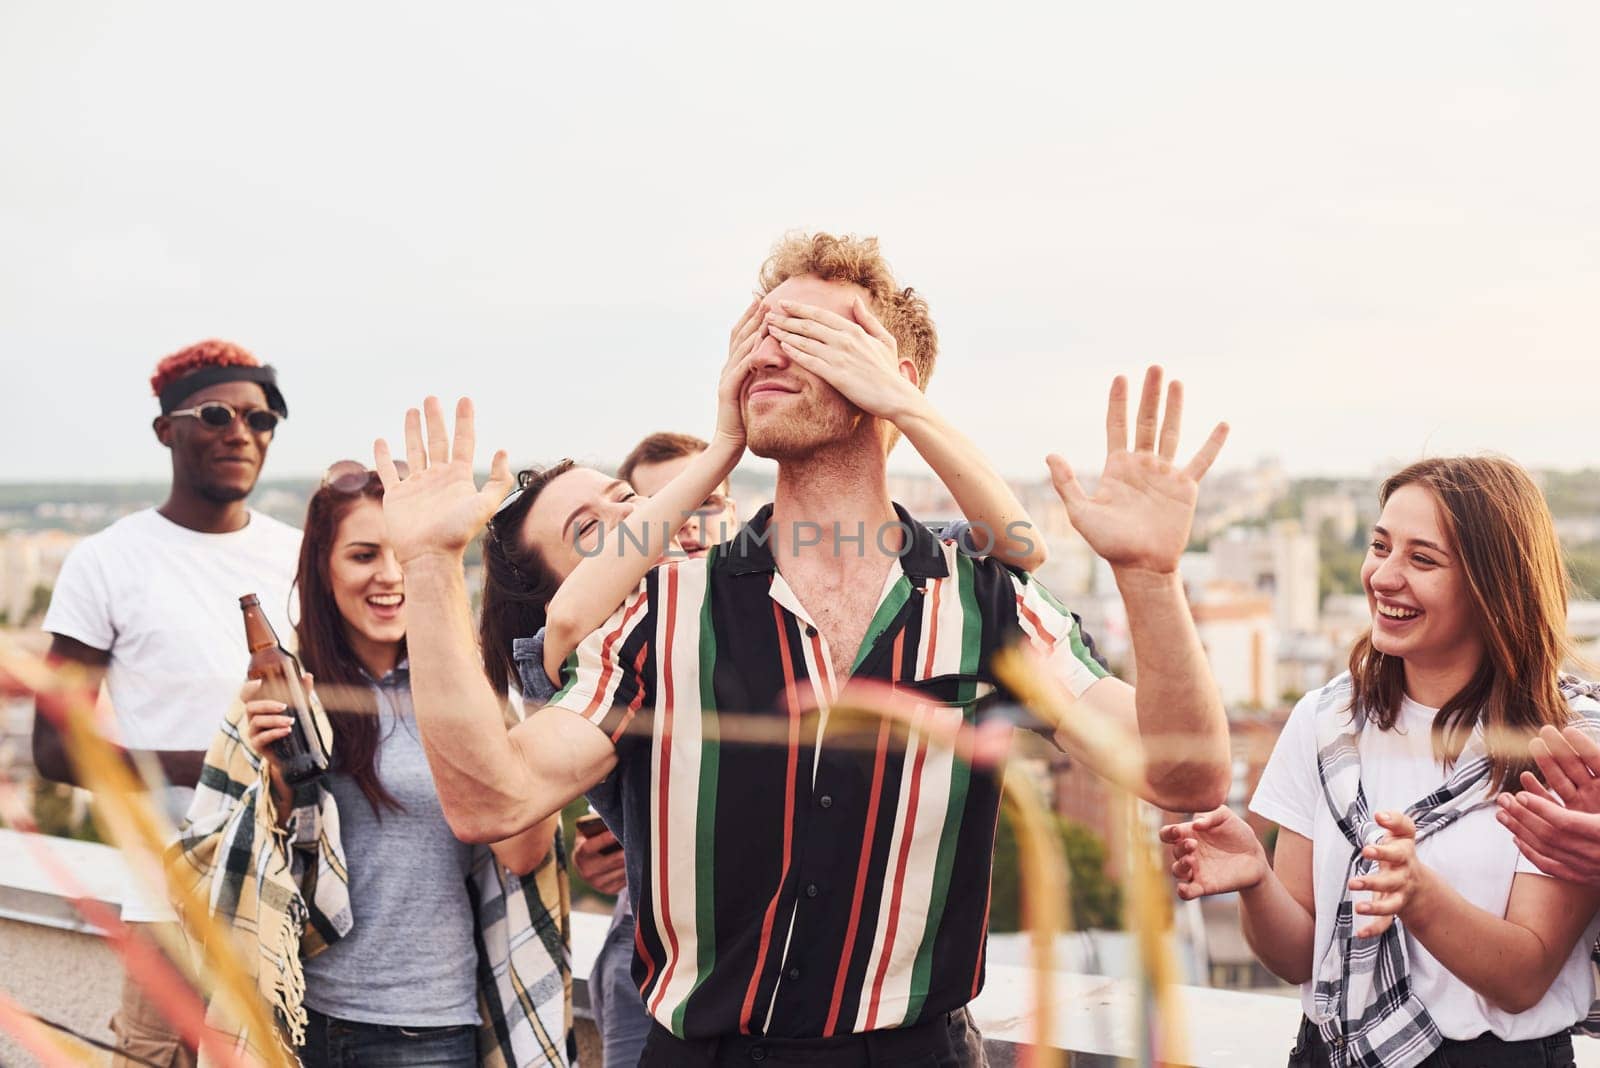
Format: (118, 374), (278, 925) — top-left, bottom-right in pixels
(239, 594), (330, 787)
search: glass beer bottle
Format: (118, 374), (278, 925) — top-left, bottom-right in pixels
(239, 593), (329, 786)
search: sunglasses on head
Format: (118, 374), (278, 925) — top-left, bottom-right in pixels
(491, 462), (568, 523)
(169, 401), (280, 434)
(322, 458), (409, 494)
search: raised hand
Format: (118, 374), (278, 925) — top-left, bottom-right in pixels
(715, 298), (764, 451)
(374, 396), (514, 568)
(1048, 367), (1228, 575)
(1159, 806), (1269, 899)
(1350, 810), (1432, 938)
(763, 296), (923, 421)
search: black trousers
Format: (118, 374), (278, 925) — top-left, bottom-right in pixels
(1287, 1016), (1576, 1068)
(638, 1009), (987, 1067)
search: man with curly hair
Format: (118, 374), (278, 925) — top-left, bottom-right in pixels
(34, 340), (301, 1068)
(383, 232), (1232, 1065)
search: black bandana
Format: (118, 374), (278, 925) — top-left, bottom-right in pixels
(158, 364), (288, 418)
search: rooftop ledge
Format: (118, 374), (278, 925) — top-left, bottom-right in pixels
(3, 828), (1597, 1067)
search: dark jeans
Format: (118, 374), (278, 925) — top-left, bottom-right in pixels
(1287, 1016), (1576, 1068)
(299, 1007), (477, 1068)
(638, 1009), (988, 1067)
(591, 902), (653, 1066)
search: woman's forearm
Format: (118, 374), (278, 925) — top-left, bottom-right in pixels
(489, 812), (560, 876)
(892, 402), (1047, 572)
(544, 437), (740, 676)
(1238, 867), (1317, 983)
(1401, 867), (1596, 1014)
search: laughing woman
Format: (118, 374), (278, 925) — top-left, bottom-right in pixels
(1161, 456), (1600, 1068)
(174, 464), (570, 1067)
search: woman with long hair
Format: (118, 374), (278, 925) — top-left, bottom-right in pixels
(1161, 456), (1600, 1068)
(175, 464), (568, 1068)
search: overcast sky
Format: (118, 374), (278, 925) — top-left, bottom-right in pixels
(2, 2), (1596, 485)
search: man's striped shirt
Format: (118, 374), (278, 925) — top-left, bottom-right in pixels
(547, 505), (1109, 1040)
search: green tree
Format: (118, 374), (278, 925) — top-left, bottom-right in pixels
(987, 810), (1123, 933)
(1566, 541), (1600, 600)
(30, 781), (104, 843)
(23, 583), (53, 626)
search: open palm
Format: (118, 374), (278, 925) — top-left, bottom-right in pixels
(1049, 367), (1228, 574)
(1160, 806), (1268, 900)
(374, 396), (515, 567)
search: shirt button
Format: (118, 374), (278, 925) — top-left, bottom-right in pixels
(818, 795), (833, 809)
(806, 883), (819, 898)
(787, 966), (801, 980)
(751, 1048), (767, 1062)
(805, 625), (818, 638)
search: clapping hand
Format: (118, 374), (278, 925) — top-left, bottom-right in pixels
(373, 397), (514, 568)
(1497, 724), (1600, 886)
(1159, 806), (1269, 899)
(1049, 368), (1228, 576)
(1349, 811), (1431, 939)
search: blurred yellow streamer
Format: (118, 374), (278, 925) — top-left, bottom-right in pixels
(1, 628), (1200, 1066)
(994, 646), (1189, 1068)
(0, 636), (292, 1068)
(0, 989), (97, 1067)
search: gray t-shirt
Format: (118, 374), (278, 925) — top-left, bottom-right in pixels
(301, 667), (480, 1026)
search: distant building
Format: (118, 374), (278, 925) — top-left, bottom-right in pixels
(1303, 492), (1360, 544)
(1211, 520), (1319, 634)
(1, 531), (80, 625)
(1189, 581), (1276, 708)
(1193, 458), (1288, 540)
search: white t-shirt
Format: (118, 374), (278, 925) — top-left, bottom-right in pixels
(42, 507), (300, 920)
(1251, 685), (1600, 1041)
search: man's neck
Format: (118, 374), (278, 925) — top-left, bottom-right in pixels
(158, 488), (251, 534)
(768, 440), (900, 573)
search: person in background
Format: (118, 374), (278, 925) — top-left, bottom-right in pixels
(1163, 456), (1600, 1068)
(35, 339), (300, 1068)
(174, 464), (566, 1067)
(616, 432), (739, 558)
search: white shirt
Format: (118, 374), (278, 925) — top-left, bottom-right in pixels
(1252, 686), (1600, 1041)
(42, 507), (300, 920)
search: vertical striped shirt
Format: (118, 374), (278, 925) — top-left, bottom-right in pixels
(547, 505), (1107, 1040)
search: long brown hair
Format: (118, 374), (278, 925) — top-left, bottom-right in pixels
(294, 472), (402, 815)
(1347, 456), (1573, 793)
(479, 461), (576, 697)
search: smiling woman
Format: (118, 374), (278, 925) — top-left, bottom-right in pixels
(173, 461), (571, 1067)
(1163, 455), (1600, 1068)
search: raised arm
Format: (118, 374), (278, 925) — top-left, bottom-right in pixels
(542, 301), (759, 683)
(765, 296), (1046, 571)
(376, 397), (614, 844)
(1043, 368), (1231, 811)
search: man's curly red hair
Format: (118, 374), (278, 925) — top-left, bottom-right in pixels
(758, 232), (938, 390)
(149, 339), (261, 397)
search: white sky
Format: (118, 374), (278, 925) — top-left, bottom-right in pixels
(2, 2), (1596, 483)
